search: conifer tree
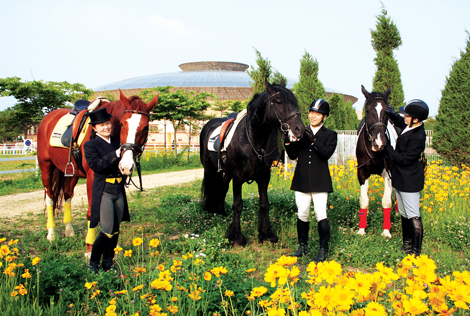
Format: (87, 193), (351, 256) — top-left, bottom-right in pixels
(247, 49), (273, 95)
(344, 100), (359, 130)
(371, 8), (405, 110)
(325, 93), (345, 130)
(293, 52), (326, 125)
(433, 33), (470, 166)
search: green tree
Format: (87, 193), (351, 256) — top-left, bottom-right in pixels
(371, 8), (405, 110)
(344, 100), (359, 130)
(0, 109), (21, 142)
(140, 86), (212, 157)
(211, 97), (230, 117)
(0, 77), (93, 137)
(325, 93), (345, 130)
(293, 51), (326, 125)
(433, 33), (470, 166)
(271, 71), (288, 86)
(227, 100), (247, 113)
(246, 49), (273, 95)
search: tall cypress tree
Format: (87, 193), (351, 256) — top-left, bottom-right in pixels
(344, 99), (359, 130)
(325, 93), (345, 130)
(247, 49), (273, 95)
(371, 8), (405, 110)
(433, 33), (470, 166)
(293, 51), (326, 125)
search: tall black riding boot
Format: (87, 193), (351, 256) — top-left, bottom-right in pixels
(314, 219), (330, 263)
(293, 218), (309, 257)
(400, 216), (412, 254)
(410, 217), (423, 257)
(88, 232), (110, 274)
(102, 233), (119, 271)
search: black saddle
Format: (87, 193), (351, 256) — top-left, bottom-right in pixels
(61, 100), (90, 147)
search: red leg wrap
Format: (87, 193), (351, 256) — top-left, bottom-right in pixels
(383, 207), (392, 230)
(359, 208), (367, 229)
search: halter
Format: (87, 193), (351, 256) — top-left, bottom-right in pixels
(246, 91), (300, 164)
(120, 110), (150, 191)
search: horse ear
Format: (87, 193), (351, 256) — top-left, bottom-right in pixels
(265, 77), (274, 94)
(147, 93), (159, 113)
(384, 86), (391, 99)
(119, 89), (131, 110)
(361, 85), (370, 98)
(279, 79), (286, 88)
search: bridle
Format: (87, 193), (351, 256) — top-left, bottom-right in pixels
(246, 91), (301, 163)
(120, 110), (150, 191)
(357, 96), (391, 175)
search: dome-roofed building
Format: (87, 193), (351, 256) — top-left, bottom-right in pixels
(92, 61), (358, 149)
(93, 61), (358, 105)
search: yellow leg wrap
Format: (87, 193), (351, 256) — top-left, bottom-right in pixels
(85, 221), (97, 244)
(46, 206), (55, 229)
(63, 202), (72, 224)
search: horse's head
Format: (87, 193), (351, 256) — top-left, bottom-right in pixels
(265, 78), (305, 141)
(361, 85), (390, 152)
(118, 91), (158, 175)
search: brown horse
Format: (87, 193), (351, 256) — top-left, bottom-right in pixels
(37, 91), (158, 257)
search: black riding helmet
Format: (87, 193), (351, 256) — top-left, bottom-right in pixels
(404, 99), (429, 122)
(309, 99), (330, 116)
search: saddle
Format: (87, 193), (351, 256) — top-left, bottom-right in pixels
(50, 100), (91, 148)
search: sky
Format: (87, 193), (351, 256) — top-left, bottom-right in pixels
(1, 0), (469, 117)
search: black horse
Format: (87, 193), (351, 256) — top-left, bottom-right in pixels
(356, 85), (395, 238)
(200, 79), (305, 246)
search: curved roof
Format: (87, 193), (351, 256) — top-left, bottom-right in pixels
(92, 61), (357, 104)
(93, 70), (272, 91)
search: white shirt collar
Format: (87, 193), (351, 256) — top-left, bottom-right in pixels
(402, 123), (422, 135)
(96, 133), (111, 144)
(310, 124), (323, 135)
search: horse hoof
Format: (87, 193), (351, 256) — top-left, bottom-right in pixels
(381, 229), (392, 238)
(259, 232), (278, 244)
(47, 228), (56, 241)
(64, 223), (75, 237)
(356, 228), (366, 236)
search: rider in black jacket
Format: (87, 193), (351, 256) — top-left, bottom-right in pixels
(285, 99), (337, 262)
(384, 99), (428, 256)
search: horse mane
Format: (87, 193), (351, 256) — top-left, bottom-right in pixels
(246, 84), (299, 121)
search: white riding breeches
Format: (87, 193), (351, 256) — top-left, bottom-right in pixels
(295, 191), (328, 222)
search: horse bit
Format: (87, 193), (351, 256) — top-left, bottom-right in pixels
(120, 110), (150, 191)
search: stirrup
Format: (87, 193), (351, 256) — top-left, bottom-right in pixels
(65, 162), (75, 177)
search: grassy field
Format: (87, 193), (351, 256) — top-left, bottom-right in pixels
(0, 158), (469, 315)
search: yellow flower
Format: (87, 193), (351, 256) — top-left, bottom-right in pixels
(363, 301), (387, 315)
(225, 290), (234, 297)
(402, 297), (429, 315)
(134, 267), (147, 274)
(32, 257), (41, 265)
(8, 239), (18, 245)
(167, 305), (178, 314)
(0, 237), (6, 243)
(204, 272), (212, 281)
(211, 266), (228, 277)
(275, 255), (297, 266)
(448, 283), (470, 310)
(0, 245), (10, 256)
(115, 290), (128, 294)
(109, 297), (117, 305)
(171, 297), (178, 302)
(149, 238), (160, 248)
(132, 237), (143, 246)
(114, 246), (123, 254)
(317, 260), (342, 284)
(85, 282), (97, 289)
(90, 290), (101, 299)
(15, 284), (27, 296)
(10, 291), (18, 297)
(264, 264), (289, 287)
(250, 286), (268, 298)
(246, 268), (256, 273)
(133, 284), (144, 292)
(124, 250), (132, 257)
(21, 269), (32, 279)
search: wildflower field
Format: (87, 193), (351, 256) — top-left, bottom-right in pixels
(1, 159), (470, 315)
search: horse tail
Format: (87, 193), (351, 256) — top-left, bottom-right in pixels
(51, 168), (65, 213)
(201, 170), (227, 216)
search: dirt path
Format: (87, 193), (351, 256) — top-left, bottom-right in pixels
(0, 169), (204, 218)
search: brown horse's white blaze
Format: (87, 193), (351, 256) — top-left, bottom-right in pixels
(119, 113), (146, 175)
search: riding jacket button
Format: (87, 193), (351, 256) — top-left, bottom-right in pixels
(309, 162), (311, 164)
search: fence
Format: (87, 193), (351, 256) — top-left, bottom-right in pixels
(0, 143), (36, 155)
(286, 130), (438, 167)
(0, 157), (38, 175)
